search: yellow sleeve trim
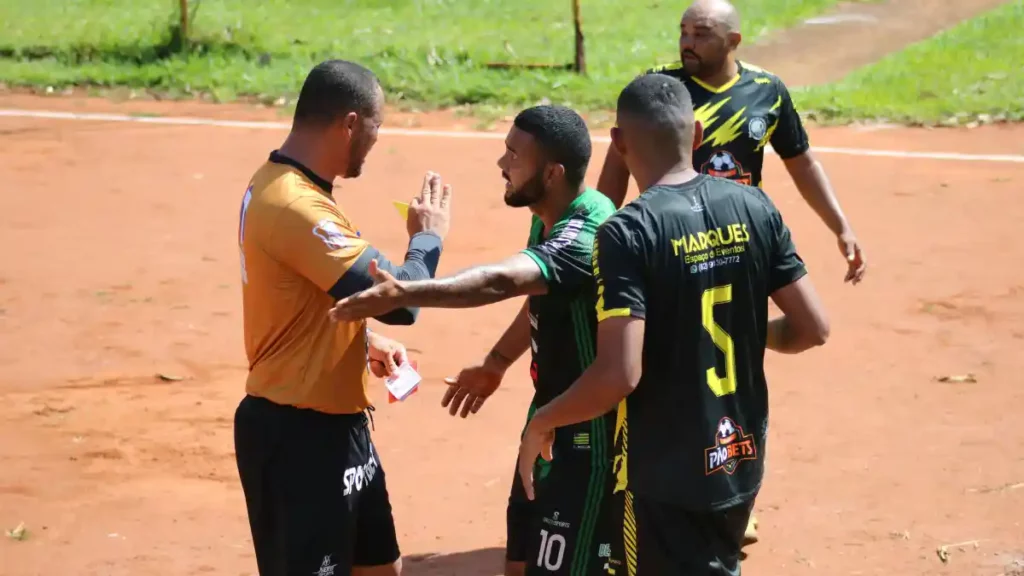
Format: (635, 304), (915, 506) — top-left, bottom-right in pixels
(597, 307), (632, 322)
(649, 61), (682, 72)
(739, 60), (775, 76)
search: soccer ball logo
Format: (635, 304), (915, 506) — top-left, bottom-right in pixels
(709, 151), (737, 172)
(701, 150), (746, 181)
(717, 417), (738, 444)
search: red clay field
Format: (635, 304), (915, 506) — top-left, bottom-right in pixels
(1, 94), (1023, 576)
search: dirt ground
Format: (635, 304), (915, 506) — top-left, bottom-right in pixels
(737, 0), (1014, 87)
(1, 92), (1023, 576)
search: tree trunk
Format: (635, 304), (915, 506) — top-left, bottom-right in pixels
(178, 0), (189, 45)
(572, 0), (586, 75)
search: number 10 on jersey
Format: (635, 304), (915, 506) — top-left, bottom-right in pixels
(537, 529), (566, 571)
(702, 284), (737, 397)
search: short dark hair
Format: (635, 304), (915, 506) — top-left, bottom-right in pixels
(293, 59), (380, 126)
(617, 73), (695, 145)
(513, 105), (592, 189)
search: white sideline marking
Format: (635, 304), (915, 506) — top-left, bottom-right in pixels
(804, 14), (878, 25)
(1, 108), (1023, 164)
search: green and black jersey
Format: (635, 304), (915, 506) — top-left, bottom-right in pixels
(521, 188), (616, 458)
(594, 175), (807, 510)
(645, 60), (810, 188)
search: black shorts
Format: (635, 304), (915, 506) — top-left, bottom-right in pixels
(233, 395), (400, 575)
(506, 449), (615, 575)
(605, 490), (753, 575)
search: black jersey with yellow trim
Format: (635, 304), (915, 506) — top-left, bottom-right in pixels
(645, 60), (809, 189)
(593, 174), (808, 510)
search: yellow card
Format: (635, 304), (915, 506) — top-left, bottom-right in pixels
(393, 201), (409, 220)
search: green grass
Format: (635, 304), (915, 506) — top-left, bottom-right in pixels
(0, 0), (843, 110)
(794, 1), (1024, 125)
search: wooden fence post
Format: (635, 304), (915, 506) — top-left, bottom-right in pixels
(572, 0), (586, 75)
(178, 0), (189, 45)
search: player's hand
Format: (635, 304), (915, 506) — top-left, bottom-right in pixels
(366, 331), (409, 377)
(330, 260), (408, 322)
(838, 229), (866, 285)
(441, 361), (505, 418)
(517, 417), (555, 501)
(408, 171), (453, 240)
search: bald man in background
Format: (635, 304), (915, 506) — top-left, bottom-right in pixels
(598, 0), (866, 286)
(595, 0), (864, 550)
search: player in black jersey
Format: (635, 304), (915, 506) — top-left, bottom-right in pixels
(518, 73), (830, 575)
(596, 0), (860, 548)
(596, 0), (866, 287)
(330, 105), (617, 576)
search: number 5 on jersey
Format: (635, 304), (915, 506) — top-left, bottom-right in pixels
(702, 284), (737, 397)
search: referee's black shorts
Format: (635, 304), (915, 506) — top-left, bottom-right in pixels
(233, 394), (400, 575)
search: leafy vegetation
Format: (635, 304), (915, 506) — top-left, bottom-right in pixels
(0, 0), (843, 109)
(3, 0), (1017, 125)
(794, 1), (1023, 124)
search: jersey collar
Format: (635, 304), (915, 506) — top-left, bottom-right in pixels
(560, 187), (595, 219)
(268, 150), (335, 195)
(537, 188), (594, 239)
(689, 60), (745, 94)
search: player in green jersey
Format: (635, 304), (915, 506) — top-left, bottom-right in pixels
(330, 105), (617, 576)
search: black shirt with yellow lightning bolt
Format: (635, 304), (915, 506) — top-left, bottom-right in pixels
(645, 60), (810, 189)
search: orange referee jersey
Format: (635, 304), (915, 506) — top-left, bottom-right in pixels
(237, 152), (372, 414)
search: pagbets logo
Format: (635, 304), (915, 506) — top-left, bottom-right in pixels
(701, 151), (751, 185)
(705, 417), (757, 476)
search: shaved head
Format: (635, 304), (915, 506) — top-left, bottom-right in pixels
(679, 0), (742, 80)
(683, 0), (741, 33)
(610, 74), (704, 191)
(616, 74), (696, 153)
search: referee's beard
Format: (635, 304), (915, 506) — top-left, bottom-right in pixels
(504, 171), (546, 208)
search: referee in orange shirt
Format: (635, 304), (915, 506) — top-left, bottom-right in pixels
(233, 60), (452, 576)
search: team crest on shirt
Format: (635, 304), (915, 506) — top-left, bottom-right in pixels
(747, 117), (768, 141)
(701, 151), (752, 185)
(314, 554), (337, 576)
(705, 417), (757, 476)
(688, 193), (705, 213)
(312, 219), (349, 250)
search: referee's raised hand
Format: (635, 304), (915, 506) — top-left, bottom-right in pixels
(407, 171), (452, 241)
